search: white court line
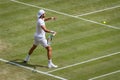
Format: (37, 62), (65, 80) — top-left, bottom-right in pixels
(76, 5), (120, 17)
(10, 0), (120, 30)
(47, 52), (120, 73)
(0, 58), (67, 80)
(89, 70), (120, 80)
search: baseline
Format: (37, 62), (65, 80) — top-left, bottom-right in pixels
(0, 58), (67, 80)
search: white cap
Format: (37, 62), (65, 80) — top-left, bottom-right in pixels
(37, 10), (45, 18)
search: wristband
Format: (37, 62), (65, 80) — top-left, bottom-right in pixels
(50, 31), (55, 34)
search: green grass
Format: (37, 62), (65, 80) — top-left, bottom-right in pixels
(0, 0), (120, 80)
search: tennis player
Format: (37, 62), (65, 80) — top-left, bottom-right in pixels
(24, 10), (58, 68)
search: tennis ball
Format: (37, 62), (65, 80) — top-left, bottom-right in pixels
(103, 21), (106, 24)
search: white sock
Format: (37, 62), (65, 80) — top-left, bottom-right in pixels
(24, 54), (30, 61)
(48, 59), (52, 64)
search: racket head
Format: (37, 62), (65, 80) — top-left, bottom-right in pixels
(47, 34), (54, 45)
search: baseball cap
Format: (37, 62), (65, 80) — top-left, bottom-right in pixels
(37, 10), (45, 18)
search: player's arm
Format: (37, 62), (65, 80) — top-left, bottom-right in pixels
(44, 17), (56, 21)
(41, 25), (56, 35)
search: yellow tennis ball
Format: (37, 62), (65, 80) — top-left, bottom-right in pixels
(103, 21), (106, 24)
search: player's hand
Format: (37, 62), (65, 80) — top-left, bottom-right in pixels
(50, 31), (56, 36)
(52, 31), (56, 36)
(50, 30), (57, 36)
(51, 17), (56, 20)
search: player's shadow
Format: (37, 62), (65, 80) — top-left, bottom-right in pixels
(7, 59), (48, 69)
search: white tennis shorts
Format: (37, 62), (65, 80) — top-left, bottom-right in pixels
(34, 36), (49, 47)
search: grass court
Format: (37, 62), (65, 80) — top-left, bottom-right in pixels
(0, 0), (120, 80)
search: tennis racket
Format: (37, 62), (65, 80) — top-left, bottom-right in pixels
(47, 32), (56, 45)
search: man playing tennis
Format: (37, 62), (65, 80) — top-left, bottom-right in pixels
(24, 10), (58, 68)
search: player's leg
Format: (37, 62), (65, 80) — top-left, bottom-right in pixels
(45, 46), (58, 68)
(28, 44), (37, 55)
(40, 38), (57, 68)
(45, 46), (52, 60)
(24, 36), (39, 63)
(24, 44), (37, 63)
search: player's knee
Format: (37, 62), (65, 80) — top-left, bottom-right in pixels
(46, 46), (52, 51)
(48, 46), (52, 51)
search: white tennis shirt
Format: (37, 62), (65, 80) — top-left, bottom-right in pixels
(35, 18), (46, 38)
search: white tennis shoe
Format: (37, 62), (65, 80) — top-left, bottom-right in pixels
(48, 63), (58, 68)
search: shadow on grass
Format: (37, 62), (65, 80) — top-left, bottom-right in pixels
(6, 59), (48, 69)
